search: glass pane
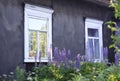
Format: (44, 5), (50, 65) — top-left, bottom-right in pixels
(88, 28), (99, 37)
(39, 32), (47, 58)
(29, 31), (37, 57)
(88, 39), (94, 59)
(29, 17), (47, 31)
(94, 39), (100, 59)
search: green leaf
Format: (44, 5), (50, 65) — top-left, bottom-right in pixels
(109, 44), (116, 48)
(111, 35), (116, 39)
(106, 21), (116, 25)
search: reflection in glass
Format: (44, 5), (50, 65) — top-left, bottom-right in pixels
(88, 28), (99, 37)
(28, 17), (48, 59)
(29, 17), (47, 31)
(39, 32), (47, 58)
(29, 31), (37, 57)
(88, 39), (94, 59)
(94, 39), (100, 59)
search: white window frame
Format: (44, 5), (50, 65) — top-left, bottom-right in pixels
(85, 18), (103, 62)
(24, 4), (54, 62)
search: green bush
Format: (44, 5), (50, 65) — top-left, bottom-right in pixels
(68, 73), (89, 81)
(80, 62), (108, 81)
(3, 63), (120, 81)
(32, 65), (76, 81)
(15, 66), (25, 81)
(33, 65), (54, 80)
(97, 65), (120, 81)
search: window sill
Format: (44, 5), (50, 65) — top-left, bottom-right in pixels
(24, 58), (50, 63)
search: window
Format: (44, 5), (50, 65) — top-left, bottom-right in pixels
(24, 4), (54, 62)
(85, 18), (103, 62)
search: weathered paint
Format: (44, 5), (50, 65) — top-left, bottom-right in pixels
(0, 0), (24, 74)
(0, 0), (113, 74)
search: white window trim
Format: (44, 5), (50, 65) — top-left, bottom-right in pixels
(85, 18), (103, 62)
(24, 4), (54, 62)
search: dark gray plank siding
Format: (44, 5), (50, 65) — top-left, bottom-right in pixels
(0, 0), (113, 74)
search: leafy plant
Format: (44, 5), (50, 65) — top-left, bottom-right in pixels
(15, 66), (25, 81)
(80, 62), (108, 81)
(32, 64), (76, 81)
(97, 65), (120, 81)
(107, 0), (120, 54)
(68, 73), (89, 81)
(32, 65), (54, 80)
(110, 0), (120, 19)
(106, 21), (120, 53)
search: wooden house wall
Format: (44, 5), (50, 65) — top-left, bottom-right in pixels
(0, 0), (113, 74)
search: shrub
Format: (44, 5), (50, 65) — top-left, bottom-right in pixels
(15, 66), (25, 81)
(97, 65), (120, 81)
(80, 62), (108, 81)
(32, 65), (76, 81)
(68, 73), (89, 81)
(32, 65), (55, 81)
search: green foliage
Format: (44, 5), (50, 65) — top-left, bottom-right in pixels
(31, 65), (76, 81)
(3, 63), (120, 81)
(110, 0), (120, 19)
(15, 66), (25, 81)
(33, 65), (54, 80)
(80, 62), (108, 81)
(107, 0), (120, 54)
(68, 73), (89, 81)
(60, 67), (76, 81)
(97, 65), (120, 81)
(106, 21), (119, 51)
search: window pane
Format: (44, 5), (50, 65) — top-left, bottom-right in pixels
(29, 17), (47, 31)
(29, 31), (37, 57)
(88, 39), (94, 59)
(88, 28), (99, 37)
(94, 39), (100, 59)
(39, 32), (47, 58)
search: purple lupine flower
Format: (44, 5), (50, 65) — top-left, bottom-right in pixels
(117, 44), (120, 48)
(61, 48), (67, 62)
(84, 54), (87, 61)
(54, 47), (59, 61)
(81, 55), (85, 62)
(58, 50), (62, 62)
(115, 53), (120, 66)
(48, 47), (52, 62)
(76, 53), (80, 69)
(34, 54), (37, 67)
(23, 63), (26, 71)
(84, 54), (88, 62)
(39, 51), (41, 66)
(103, 47), (108, 60)
(68, 49), (72, 60)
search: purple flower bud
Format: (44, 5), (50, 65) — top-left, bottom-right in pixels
(76, 54), (80, 69)
(48, 46), (52, 62)
(23, 63), (26, 71)
(34, 54), (37, 67)
(54, 47), (59, 61)
(68, 49), (72, 60)
(115, 53), (120, 66)
(58, 49), (62, 62)
(61, 48), (66, 61)
(103, 47), (108, 60)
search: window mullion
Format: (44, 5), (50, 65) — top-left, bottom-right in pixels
(93, 38), (95, 60)
(46, 19), (49, 58)
(37, 31), (40, 61)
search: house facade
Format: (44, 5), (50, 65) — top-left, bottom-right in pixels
(0, 0), (113, 74)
